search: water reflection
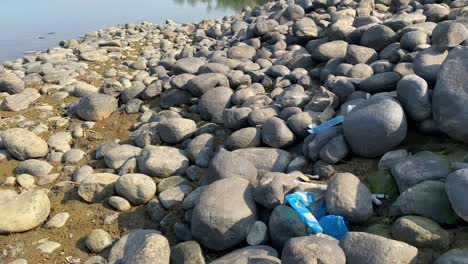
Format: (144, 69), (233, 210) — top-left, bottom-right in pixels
(173, 0), (270, 11)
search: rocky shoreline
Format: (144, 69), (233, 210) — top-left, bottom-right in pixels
(1, 0), (468, 263)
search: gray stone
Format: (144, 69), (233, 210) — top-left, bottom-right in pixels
(391, 215), (450, 250)
(433, 249), (468, 264)
(359, 72), (402, 93)
(282, 234), (346, 264)
(339, 232), (418, 264)
(268, 205), (308, 251)
(104, 144), (142, 170)
(78, 173), (119, 203)
(413, 46), (447, 83)
(198, 86), (233, 121)
(326, 173), (373, 224)
(223, 107), (252, 130)
(432, 47), (468, 143)
(158, 118), (196, 144)
(47, 132), (72, 153)
(432, 21), (468, 51)
(170, 241), (205, 264)
(319, 134), (350, 164)
(115, 173), (156, 205)
(224, 127), (262, 150)
(62, 148), (86, 163)
(360, 25), (396, 51)
(343, 96), (407, 157)
(253, 172), (297, 209)
(146, 198), (168, 222)
(0, 72), (24, 94)
(158, 184), (193, 209)
(86, 229), (113, 253)
(446, 169), (468, 221)
(76, 94), (118, 121)
(396, 74), (432, 122)
(158, 176), (189, 194)
(172, 57), (205, 75)
(15, 159), (52, 177)
(138, 146), (189, 178)
(160, 88), (192, 108)
(191, 177), (257, 251)
(345, 45), (378, 65)
(233, 148), (292, 175)
(108, 196), (131, 211)
(0, 190), (50, 234)
(311, 41), (348, 61)
(262, 117), (295, 149)
(0, 89), (41, 111)
(108, 229), (169, 264)
(247, 221), (268, 246)
(186, 73), (230, 97)
(211, 246), (278, 264)
(390, 181), (460, 225)
(378, 149), (409, 170)
(228, 45), (256, 61)
(203, 148), (257, 185)
(391, 151), (449, 193)
(1, 128), (48, 160)
(43, 212), (69, 229)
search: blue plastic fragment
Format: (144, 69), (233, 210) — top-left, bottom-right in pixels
(314, 200), (328, 220)
(308, 115), (345, 134)
(318, 215), (349, 240)
(284, 192), (323, 234)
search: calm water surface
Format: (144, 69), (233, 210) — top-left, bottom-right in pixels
(0, 0), (266, 62)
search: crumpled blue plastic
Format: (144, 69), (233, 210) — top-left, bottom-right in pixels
(308, 115), (345, 134)
(284, 192), (348, 239)
(318, 215), (348, 240)
(284, 192), (323, 234)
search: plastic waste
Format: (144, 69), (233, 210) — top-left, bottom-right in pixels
(318, 215), (348, 240)
(284, 192), (323, 234)
(285, 192), (349, 240)
(308, 115), (345, 134)
(371, 194), (389, 205)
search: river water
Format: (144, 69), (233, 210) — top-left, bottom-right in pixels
(0, 0), (266, 62)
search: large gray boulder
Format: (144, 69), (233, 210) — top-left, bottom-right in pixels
(76, 94), (118, 121)
(432, 47), (468, 143)
(343, 96), (407, 158)
(158, 118), (196, 144)
(191, 177), (257, 251)
(203, 148), (257, 185)
(103, 144), (142, 170)
(225, 127), (262, 150)
(253, 172), (298, 209)
(186, 73), (229, 96)
(78, 173), (119, 203)
(391, 151), (449, 193)
(233, 148), (292, 175)
(0, 190), (50, 234)
(325, 173), (373, 224)
(108, 229), (169, 264)
(413, 46), (448, 84)
(396, 74), (432, 122)
(172, 57), (205, 75)
(339, 232), (418, 264)
(446, 169), (468, 221)
(1, 128), (48, 160)
(390, 181), (461, 225)
(282, 234), (346, 264)
(391, 215), (450, 250)
(432, 21), (468, 51)
(115, 173), (156, 205)
(262, 117), (296, 149)
(211, 246), (278, 264)
(360, 25), (396, 51)
(269, 205), (308, 251)
(310, 40), (348, 61)
(138, 146), (189, 178)
(0, 72), (24, 94)
(198, 86), (233, 121)
(170, 241), (205, 264)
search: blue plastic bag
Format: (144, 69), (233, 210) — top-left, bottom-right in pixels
(313, 200), (328, 220)
(284, 192), (323, 234)
(319, 215), (348, 240)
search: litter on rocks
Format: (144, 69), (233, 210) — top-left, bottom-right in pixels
(285, 191), (348, 239)
(308, 115), (345, 134)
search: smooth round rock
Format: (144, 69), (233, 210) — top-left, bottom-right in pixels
(115, 173), (156, 205)
(1, 128), (48, 160)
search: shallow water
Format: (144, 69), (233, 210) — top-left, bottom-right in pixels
(0, 0), (266, 62)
